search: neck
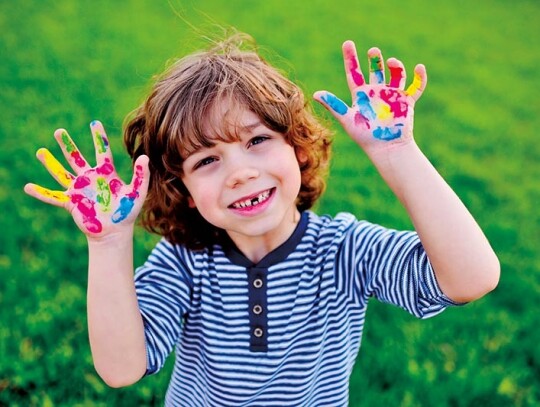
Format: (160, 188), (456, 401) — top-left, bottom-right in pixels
(228, 209), (301, 264)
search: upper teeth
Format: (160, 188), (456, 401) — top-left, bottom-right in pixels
(232, 190), (271, 209)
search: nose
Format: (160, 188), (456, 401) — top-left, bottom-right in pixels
(225, 159), (260, 189)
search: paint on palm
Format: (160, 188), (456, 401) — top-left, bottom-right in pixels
(321, 44), (425, 142)
(31, 122), (143, 234)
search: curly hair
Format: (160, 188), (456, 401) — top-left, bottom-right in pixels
(124, 32), (332, 249)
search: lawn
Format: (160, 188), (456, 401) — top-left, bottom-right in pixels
(1, 0), (539, 406)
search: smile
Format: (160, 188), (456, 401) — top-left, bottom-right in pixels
(230, 188), (273, 209)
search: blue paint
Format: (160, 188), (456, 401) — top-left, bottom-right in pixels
(373, 124), (403, 141)
(374, 70), (384, 84)
(321, 93), (348, 115)
(356, 91), (376, 120)
(112, 196), (135, 223)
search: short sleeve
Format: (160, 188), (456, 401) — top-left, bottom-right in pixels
(134, 238), (193, 375)
(336, 219), (462, 319)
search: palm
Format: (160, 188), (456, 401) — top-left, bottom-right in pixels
(24, 121), (149, 237)
(315, 41), (427, 150)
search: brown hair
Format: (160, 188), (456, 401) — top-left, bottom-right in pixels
(124, 32), (332, 249)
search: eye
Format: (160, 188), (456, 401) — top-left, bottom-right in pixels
(248, 135), (270, 147)
(194, 156), (218, 170)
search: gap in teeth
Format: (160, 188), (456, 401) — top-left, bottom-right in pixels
(234, 190), (270, 208)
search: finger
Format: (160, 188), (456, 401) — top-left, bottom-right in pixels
(54, 128), (91, 173)
(405, 64), (427, 101)
(313, 90), (349, 118)
(112, 155), (150, 224)
(24, 183), (70, 207)
(342, 40), (365, 92)
(368, 47), (385, 85)
(36, 148), (75, 188)
(387, 57), (406, 89)
(90, 120), (114, 168)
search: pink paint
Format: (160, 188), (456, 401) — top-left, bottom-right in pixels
(354, 111), (371, 129)
(74, 176), (91, 189)
(127, 164), (144, 199)
(109, 179), (123, 196)
(345, 48), (364, 86)
(380, 89), (408, 118)
(71, 151), (87, 168)
(97, 158), (114, 176)
(70, 193), (102, 233)
(389, 66), (404, 88)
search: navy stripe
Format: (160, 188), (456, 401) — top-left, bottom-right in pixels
(134, 211), (458, 406)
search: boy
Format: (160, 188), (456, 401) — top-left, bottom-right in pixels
(24, 33), (499, 406)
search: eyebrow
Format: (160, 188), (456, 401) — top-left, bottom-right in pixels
(239, 119), (263, 132)
(183, 119), (265, 160)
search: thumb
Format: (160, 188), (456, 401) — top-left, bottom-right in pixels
(313, 91), (350, 119)
(129, 154), (150, 202)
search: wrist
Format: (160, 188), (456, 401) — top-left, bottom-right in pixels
(86, 226), (135, 248)
(364, 138), (420, 169)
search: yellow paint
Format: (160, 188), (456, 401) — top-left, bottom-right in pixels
(405, 72), (422, 97)
(33, 185), (70, 203)
(37, 148), (73, 187)
(375, 103), (392, 120)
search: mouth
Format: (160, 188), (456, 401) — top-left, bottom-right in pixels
(229, 188), (274, 209)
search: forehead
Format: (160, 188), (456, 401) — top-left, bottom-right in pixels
(182, 100), (262, 156)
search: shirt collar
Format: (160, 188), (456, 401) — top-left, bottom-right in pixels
(223, 211), (309, 268)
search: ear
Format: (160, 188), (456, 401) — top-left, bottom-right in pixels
(187, 196), (196, 208)
(295, 148), (308, 166)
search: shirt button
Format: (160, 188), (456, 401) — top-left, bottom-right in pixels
(254, 327), (264, 338)
(253, 305), (263, 315)
(253, 278), (263, 288)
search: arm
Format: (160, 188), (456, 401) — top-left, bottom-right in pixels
(314, 41), (500, 303)
(24, 121), (150, 386)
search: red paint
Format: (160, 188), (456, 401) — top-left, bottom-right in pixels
(389, 66), (404, 88)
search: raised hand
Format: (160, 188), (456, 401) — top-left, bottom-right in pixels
(314, 41), (427, 152)
(24, 121), (150, 238)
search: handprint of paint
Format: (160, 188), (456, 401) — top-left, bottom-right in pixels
(317, 41), (426, 143)
(25, 121), (148, 235)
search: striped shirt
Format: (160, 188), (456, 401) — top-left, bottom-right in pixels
(134, 211), (458, 406)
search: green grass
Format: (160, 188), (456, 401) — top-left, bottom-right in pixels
(1, 0), (539, 405)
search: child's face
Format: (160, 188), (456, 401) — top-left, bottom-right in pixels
(181, 102), (302, 251)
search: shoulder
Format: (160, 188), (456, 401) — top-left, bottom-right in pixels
(305, 210), (384, 240)
(138, 237), (221, 280)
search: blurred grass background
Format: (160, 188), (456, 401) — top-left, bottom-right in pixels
(1, 0), (539, 405)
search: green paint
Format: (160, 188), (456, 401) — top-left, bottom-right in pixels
(93, 130), (107, 154)
(96, 177), (111, 210)
(370, 55), (382, 72)
(61, 131), (77, 153)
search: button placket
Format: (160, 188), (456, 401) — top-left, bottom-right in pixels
(247, 266), (268, 352)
